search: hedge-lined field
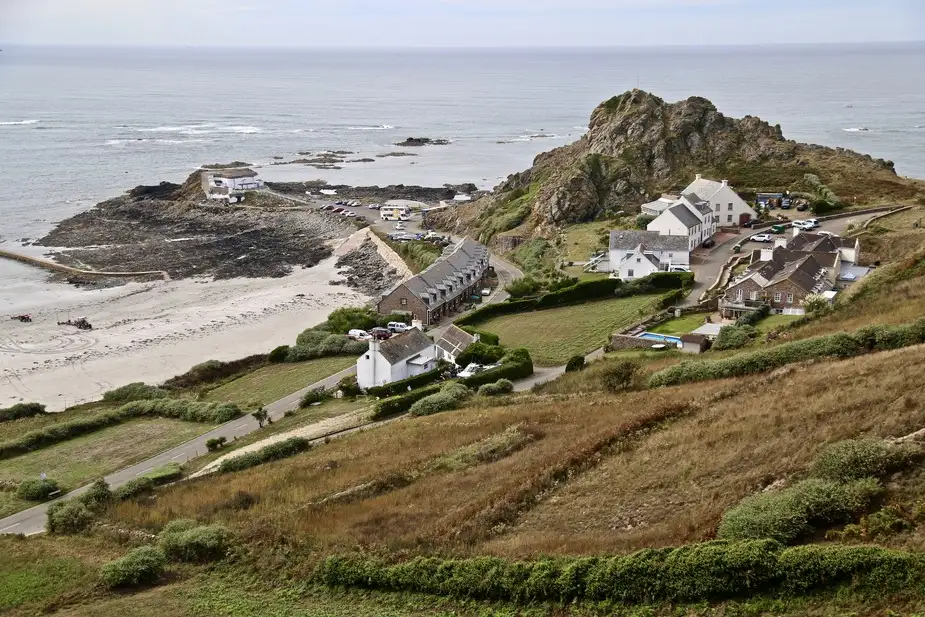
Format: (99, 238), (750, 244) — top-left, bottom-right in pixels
(204, 356), (356, 406)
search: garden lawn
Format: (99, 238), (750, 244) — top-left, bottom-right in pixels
(755, 314), (803, 333)
(204, 356), (357, 407)
(0, 418), (209, 517)
(474, 295), (663, 366)
(648, 313), (711, 336)
(559, 221), (613, 262)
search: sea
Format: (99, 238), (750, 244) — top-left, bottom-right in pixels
(1, 43), (924, 298)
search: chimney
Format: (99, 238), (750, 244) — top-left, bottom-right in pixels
(695, 173), (702, 181)
(760, 248), (774, 262)
(774, 237), (787, 249)
(722, 179), (729, 186)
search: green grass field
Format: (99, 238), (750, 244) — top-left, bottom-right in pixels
(647, 312), (711, 336)
(475, 295), (663, 366)
(204, 356), (357, 407)
(0, 418), (210, 518)
(755, 313), (803, 333)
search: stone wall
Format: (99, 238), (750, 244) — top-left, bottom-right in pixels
(610, 334), (657, 350)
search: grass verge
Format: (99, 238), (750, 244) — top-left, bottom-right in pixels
(204, 356), (356, 407)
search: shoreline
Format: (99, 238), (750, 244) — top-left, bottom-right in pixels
(0, 229), (390, 411)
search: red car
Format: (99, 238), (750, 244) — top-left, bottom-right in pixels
(369, 327), (392, 340)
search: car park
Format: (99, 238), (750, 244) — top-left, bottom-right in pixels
(751, 233), (773, 243)
(387, 321), (410, 333)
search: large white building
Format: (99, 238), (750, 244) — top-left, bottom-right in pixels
(608, 231), (691, 280)
(357, 328), (437, 390)
(646, 192), (716, 251)
(202, 168), (263, 204)
(682, 174), (757, 228)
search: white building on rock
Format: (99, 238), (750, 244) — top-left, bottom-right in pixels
(202, 168), (263, 204)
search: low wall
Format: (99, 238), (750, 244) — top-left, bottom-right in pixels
(366, 229), (414, 281)
(0, 249), (169, 280)
(863, 205), (915, 229)
(610, 334), (657, 351)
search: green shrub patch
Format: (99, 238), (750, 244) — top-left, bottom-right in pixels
(0, 402), (46, 423)
(102, 382), (167, 403)
(16, 478), (59, 501)
(461, 348), (533, 389)
(158, 523), (232, 562)
(372, 384), (443, 420)
(217, 437), (311, 474)
(409, 383), (472, 417)
(366, 369), (443, 398)
(100, 546), (167, 589)
(478, 379), (515, 397)
(811, 439), (922, 483)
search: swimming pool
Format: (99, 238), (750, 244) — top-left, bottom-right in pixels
(638, 332), (682, 345)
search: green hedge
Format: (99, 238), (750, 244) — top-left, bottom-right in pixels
(217, 437), (311, 474)
(366, 368), (443, 398)
(0, 402), (46, 423)
(454, 343), (506, 369)
(100, 546), (166, 589)
(372, 384), (443, 420)
(810, 439), (922, 483)
(113, 477), (156, 502)
(649, 319), (925, 388)
(16, 478), (60, 501)
(477, 379), (514, 397)
(455, 299), (540, 327)
(461, 327), (500, 347)
(102, 382), (167, 403)
(409, 382), (472, 417)
(161, 355), (267, 391)
(461, 348), (533, 389)
(735, 304), (771, 327)
(318, 540), (925, 603)
(713, 325), (758, 351)
(158, 523), (231, 562)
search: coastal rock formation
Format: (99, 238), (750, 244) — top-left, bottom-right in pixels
(429, 89), (922, 244)
(376, 152), (419, 158)
(394, 137), (451, 147)
(268, 181), (481, 204)
(37, 171), (354, 284)
(334, 238), (400, 296)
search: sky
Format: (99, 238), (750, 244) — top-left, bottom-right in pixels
(1, 0), (923, 47)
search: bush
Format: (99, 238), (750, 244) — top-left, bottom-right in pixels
(158, 523), (231, 562)
(365, 369), (442, 398)
(319, 334), (348, 356)
(565, 355), (585, 373)
(409, 382), (471, 416)
(116, 399), (243, 424)
(161, 355), (267, 390)
(100, 546), (166, 589)
(46, 500), (95, 534)
(534, 278), (622, 309)
(735, 304), (770, 327)
(802, 293), (830, 315)
(299, 387), (330, 408)
(635, 214), (656, 229)
(717, 478), (883, 544)
(0, 402), (46, 423)
(505, 276), (542, 299)
(113, 477), (155, 501)
(338, 375), (363, 397)
(102, 382), (167, 403)
(77, 479), (112, 511)
(461, 327), (500, 347)
(478, 379), (514, 397)
(296, 328), (334, 348)
(600, 361), (640, 393)
(810, 439), (922, 483)
(461, 348), (534, 389)
(713, 325), (758, 351)
(146, 463), (184, 484)
(16, 478), (59, 501)
(268, 345), (290, 363)
(285, 344), (320, 362)
(217, 437), (310, 473)
(373, 384), (443, 420)
(454, 343), (506, 369)
(206, 436), (228, 451)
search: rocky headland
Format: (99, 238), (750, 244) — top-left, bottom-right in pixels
(429, 89), (925, 243)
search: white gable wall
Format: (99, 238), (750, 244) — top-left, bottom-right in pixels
(618, 249), (661, 280)
(647, 211), (699, 251)
(683, 176), (756, 227)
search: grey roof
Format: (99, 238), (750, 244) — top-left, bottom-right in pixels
(436, 324), (477, 358)
(390, 237), (489, 306)
(378, 328), (434, 365)
(767, 255), (823, 292)
(667, 204), (701, 229)
(214, 168), (258, 179)
(609, 230), (689, 252)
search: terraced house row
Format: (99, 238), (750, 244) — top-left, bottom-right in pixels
(377, 238), (490, 326)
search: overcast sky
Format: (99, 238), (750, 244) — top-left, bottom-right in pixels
(1, 0), (923, 47)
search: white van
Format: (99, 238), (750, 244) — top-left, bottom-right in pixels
(387, 322), (409, 333)
(347, 329), (371, 340)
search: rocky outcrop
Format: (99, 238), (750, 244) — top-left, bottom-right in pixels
(429, 90), (922, 244)
(334, 238), (400, 296)
(394, 137), (450, 147)
(268, 181), (481, 204)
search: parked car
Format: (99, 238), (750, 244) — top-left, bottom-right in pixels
(793, 220), (814, 230)
(368, 203), (381, 210)
(387, 321), (410, 333)
(320, 204), (334, 211)
(343, 211), (357, 218)
(742, 218), (761, 228)
(770, 225), (787, 234)
(751, 233), (773, 243)
(347, 329), (372, 340)
(817, 230), (837, 237)
(796, 203), (808, 212)
(458, 363), (486, 379)
(332, 207), (345, 213)
(806, 218), (820, 228)
(701, 238), (715, 249)
(335, 200), (345, 206)
(481, 287), (492, 296)
(780, 200), (792, 210)
(369, 327), (392, 340)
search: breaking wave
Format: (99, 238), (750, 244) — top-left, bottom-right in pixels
(842, 127), (871, 132)
(0, 119), (40, 126)
(347, 124), (395, 130)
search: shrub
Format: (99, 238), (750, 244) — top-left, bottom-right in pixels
(100, 546), (166, 589)
(285, 344), (320, 362)
(206, 436), (228, 451)
(338, 374), (363, 397)
(77, 479), (112, 511)
(717, 478), (883, 544)
(365, 369), (442, 398)
(0, 402), (46, 423)
(373, 384), (443, 420)
(299, 387), (330, 408)
(218, 437), (310, 473)
(565, 355), (585, 373)
(46, 500), (95, 534)
(409, 382), (471, 416)
(534, 278), (622, 309)
(454, 343), (506, 368)
(268, 345), (290, 363)
(635, 214), (656, 229)
(600, 361), (640, 393)
(319, 334), (348, 355)
(505, 276), (541, 299)
(802, 293), (830, 315)
(478, 379), (514, 397)
(161, 355), (267, 390)
(713, 325), (758, 351)
(102, 382), (167, 403)
(146, 463), (184, 484)
(158, 524), (231, 562)
(113, 477), (155, 501)
(734, 304), (770, 327)
(16, 478), (59, 501)
(343, 339), (370, 355)
(296, 328), (335, 348)
(810, 439), (922, 483)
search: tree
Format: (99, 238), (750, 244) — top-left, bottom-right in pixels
(505, 276), (541, 298)
(565, 355), (586, 373)
(251, 408), (270, 428)
(600, 361), (640, 393)
(635, 214), (656, 229)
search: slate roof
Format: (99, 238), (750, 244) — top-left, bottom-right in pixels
(736, 247), (827, 294)
(436, 325), (478, 358)
(681, 333), (708, 345)
(391, 238), (489, 306)
(609, 230), (689, 252)
(378, 328), (434, 365)
(667, 204), (701, 229)
(214, 168), (258, 179)
(683, 177), (726, 202)
(768, 255), (824, 292)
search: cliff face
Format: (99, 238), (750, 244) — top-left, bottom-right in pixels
(432, 90), (918, 243)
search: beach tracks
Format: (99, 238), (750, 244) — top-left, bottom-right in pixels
(0, 248), (170, 281)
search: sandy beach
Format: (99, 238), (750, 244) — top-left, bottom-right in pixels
(0, 229), (389, 411)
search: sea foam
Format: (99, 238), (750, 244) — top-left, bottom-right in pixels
(0, 119), (40, 126)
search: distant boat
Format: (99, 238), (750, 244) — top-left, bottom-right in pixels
(844, 104), (853, 108)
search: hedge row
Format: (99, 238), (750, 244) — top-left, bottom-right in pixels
(0, 400), (242, 460)
(372, 384), (444, 420)
(735, 304), (771, 327)
(217, 437), (311, 473)
(454, 343), (506, 369)
(318, 540), (925, 604)
(366, 368), (443, 398)
(0, 402), (46, 423)
(649, 319), (925, 388)
(409, 382), (472, 417)
(460, 327), (500, 347)
(461, 348), (533, 389)
(162, 355), (268, 391)
(456, 272), (692, 327)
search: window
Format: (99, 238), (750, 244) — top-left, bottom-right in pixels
(787, 293), (794, 304)
(750, 291), (758, 301)
(627, 269), (634, 278)
(774, 292), (782, 303)
(728, 203), (734, 210)
(636, 257), (641, 263)
(727, 215), (733, 223)
(715, 204), (720, 212)
(736, 288), (744, 301)
(400, 298), (407, 306)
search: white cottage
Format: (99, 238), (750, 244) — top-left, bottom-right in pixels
(608, 231), (690, 279)
(357, 328), (437, 390)
(682, 174), (757, 227)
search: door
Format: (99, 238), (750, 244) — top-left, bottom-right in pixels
(739, 213), (751, 226)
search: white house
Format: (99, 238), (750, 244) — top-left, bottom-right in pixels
(608, 230), (690, 279)
(435, 325), (478, 364)
(682, 174), (757, 227)
(203, 168), (263, 203)
(647, 203), (705, 251)
(357, 328), (437, 390)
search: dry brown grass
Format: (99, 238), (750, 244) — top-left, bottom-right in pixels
(485, 345), (925, 557)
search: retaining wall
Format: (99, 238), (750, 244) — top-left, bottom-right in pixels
(0, 249), (169, 280)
